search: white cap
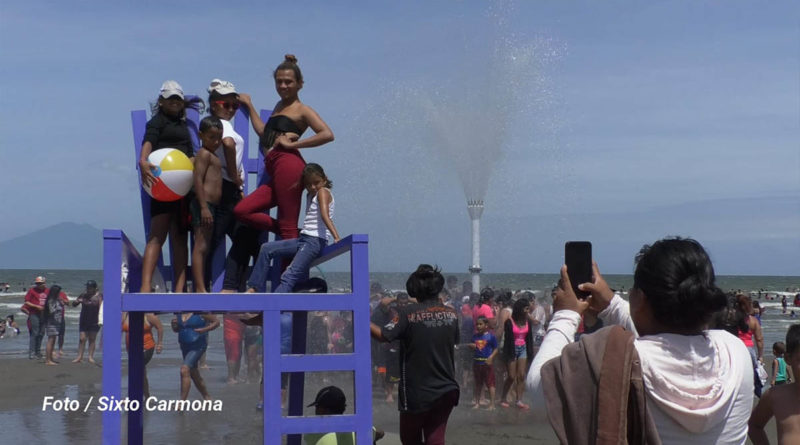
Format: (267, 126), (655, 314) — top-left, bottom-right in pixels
(208, 78), (237, 95)
(462, 296), (470, 303)
(159, 80), (184, 99)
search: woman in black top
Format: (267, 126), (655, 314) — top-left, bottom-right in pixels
(235, 55), (334, 246)
(138, 81), (203, 293)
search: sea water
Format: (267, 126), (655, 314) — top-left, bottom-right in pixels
(1, 268), (798, 356)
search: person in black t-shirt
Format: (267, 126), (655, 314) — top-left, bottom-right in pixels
(370, 265), (460, 445)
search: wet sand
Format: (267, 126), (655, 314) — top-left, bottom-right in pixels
(0, 351), (779, 444)
(0, 353), (556, 444)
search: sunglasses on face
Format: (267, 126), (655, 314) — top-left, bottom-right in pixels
(213, 100), (239, 111)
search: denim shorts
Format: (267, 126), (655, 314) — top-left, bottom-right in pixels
(513, 344), (527, 360)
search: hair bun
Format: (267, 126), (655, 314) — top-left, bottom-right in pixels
(417, 269), (436, 280)
(677, 274), (726, 314)
(284, 54), (298, 64)
(676, 274), (702, 301)
(406, 264), (444, 301)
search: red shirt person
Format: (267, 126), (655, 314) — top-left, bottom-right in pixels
(22, 276), (48, 359)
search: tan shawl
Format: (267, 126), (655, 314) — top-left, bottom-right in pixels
(541, 325), (661, 445)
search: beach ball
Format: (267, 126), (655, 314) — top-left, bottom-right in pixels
(143, 148), (194, 202)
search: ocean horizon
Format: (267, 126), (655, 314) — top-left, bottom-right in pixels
(1, 268), (799, 297)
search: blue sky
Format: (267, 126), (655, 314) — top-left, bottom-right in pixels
(1, 1), (798, 275)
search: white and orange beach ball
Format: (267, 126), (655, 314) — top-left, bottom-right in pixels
(143, 148), (194, 202)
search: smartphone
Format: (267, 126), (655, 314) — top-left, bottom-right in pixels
(565, 241), (592, 299)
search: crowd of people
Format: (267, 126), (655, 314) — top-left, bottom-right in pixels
(10, 52), (800, 444)
(20, 277), (102, 364)
(369, 277), (553, 414)
(364, 239), (799, 444)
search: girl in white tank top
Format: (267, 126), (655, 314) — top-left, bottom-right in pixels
(245, 163), (341, 294)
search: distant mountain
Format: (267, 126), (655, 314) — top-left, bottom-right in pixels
(0, 222), (143, 269)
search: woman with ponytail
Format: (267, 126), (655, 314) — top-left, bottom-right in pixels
(235, 54), (334, 242)
(527, 237), (753, 444)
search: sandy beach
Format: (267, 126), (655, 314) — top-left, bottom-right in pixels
(0, 350), (560, 444)
(0, 349), (782, 444)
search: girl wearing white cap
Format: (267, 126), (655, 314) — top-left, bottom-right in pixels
(138, 81), (204, 293)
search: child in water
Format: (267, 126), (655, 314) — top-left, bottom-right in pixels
(749, 324), (800, 444)
(190, 116), (224, 293)
(138, 81), (204, 293)
(470, 316), (498, 410)
(246, 163), (340, 294)
(770, 341), (793, 387)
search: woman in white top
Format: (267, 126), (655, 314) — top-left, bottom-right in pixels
(527, 237), (753, 444)
(203, 79), (258, 294)
(245, 163), (340, 294)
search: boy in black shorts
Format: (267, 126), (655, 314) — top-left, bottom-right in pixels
(190, 116), (223, 292)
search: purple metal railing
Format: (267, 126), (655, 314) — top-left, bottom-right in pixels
(129, 104), (255, 290)
(99, 106), (373, 444)
(101, 231), (372, 444)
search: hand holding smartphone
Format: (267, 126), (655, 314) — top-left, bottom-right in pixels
(565, 241), (592, 299)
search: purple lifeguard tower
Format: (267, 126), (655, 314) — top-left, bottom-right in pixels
(99, 106), (373, 444)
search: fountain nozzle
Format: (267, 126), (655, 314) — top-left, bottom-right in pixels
(467, 199), (484, 220)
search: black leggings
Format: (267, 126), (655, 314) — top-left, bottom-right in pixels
(205, 180), (262, 291)
(222, 224), (261, 291)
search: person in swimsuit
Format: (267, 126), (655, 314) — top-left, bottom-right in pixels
(500, 298), (534, 410)
(235, 54), (334, 243)
(171, 312), (219, 400)
(122, 312), (164, 397)
(72, 280), (103, 363)
(736, 293), (765, 396)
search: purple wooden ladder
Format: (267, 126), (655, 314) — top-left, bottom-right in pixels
(98, 107), (373, 444)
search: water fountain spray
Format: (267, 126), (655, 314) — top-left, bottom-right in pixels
(467, 200), (485, 291)
(360, 2), (559, 284)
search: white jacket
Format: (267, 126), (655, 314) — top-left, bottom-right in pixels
(528, 295), (753, 445)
